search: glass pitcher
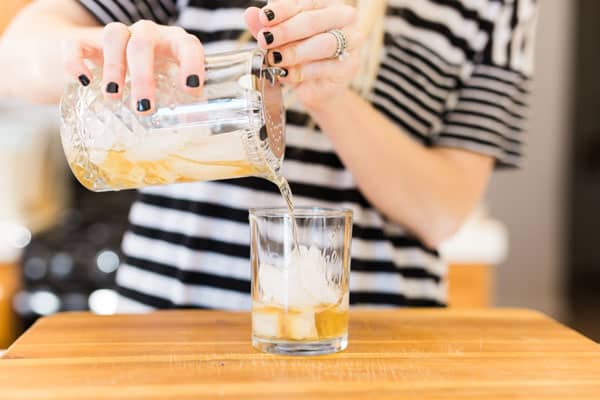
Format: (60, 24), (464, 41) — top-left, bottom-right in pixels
(59, 48), (286, 192)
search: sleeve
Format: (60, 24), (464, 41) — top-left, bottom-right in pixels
(78, 0), (179, 25)
(432, 0), (539, 168)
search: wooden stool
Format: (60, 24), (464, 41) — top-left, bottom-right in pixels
(448, 263), (494, 308)
(442, 210), (507, 308)
(0, 261), (20, 348)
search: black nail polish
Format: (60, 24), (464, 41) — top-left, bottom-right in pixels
(186, 74), (200, 88)
(263, 31), (274, 45)
(259, 126), (268, 140)
(106, 82), (119, 93)
(137, 98), (151, 112)
(280, 68), (288, 77)
(272, 51), (283, 64)
(78, 74), (90, 86)
(264, 9), (275, 21)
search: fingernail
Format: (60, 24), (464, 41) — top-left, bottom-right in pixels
(272, 51), (282, 64)
(106, 82), (119, 93)
(264, 9), (275, 21)
(186, 74), (200, 88)
(259, 126), (268, 140)
(280, 68), (288, 78)
(78, 74), (90, 86)
(137, 98), (151, 112)
(263, 31), (274, 45)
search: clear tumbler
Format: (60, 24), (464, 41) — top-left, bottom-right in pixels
(249, 207), (353, 355)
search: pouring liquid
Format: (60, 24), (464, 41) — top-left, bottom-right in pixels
(270, 174), (300, 249)
(256, 129), (300, 249)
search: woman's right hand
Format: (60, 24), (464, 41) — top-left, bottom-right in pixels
(62, 20), (205, 114)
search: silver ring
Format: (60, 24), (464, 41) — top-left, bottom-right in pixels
(328, 29), (348, 61)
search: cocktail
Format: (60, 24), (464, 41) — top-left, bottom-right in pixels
(249, 207), (353, 355)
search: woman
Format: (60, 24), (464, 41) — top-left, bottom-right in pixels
(0, 0), (537, 311)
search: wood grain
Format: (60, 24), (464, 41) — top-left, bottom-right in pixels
(1, 309), (599, 399)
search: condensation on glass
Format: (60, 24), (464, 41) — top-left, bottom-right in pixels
(59, 48), (286, 191)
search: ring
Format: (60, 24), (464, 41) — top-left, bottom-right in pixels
(328, 29), (348, 61)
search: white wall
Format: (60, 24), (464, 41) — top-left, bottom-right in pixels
(487, 0), (575, 319)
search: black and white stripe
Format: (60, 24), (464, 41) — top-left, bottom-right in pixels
(79, 0), (179, 25)
(78, 0), (537, 311)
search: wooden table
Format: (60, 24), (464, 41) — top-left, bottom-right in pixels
(1, 309), (600, 399)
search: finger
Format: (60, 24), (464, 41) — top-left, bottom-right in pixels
(257, 4), (357, 49)
(102, 22), (130, 99)
(279, 56), (359, 84)
(259, 0), (337, 27)
(62, 38), (102, 87)
(161, 26), (205, 93)
(244, 7), (263, 38)
(127, 20), (159, 114)
(268, 27), (361, 67)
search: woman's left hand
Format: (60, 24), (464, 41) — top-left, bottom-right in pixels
(245, 0), (364, 110)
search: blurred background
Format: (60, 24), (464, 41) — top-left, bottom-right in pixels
(0, 0), (598, 349)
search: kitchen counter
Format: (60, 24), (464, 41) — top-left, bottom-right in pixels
(1, 309), (600, 399)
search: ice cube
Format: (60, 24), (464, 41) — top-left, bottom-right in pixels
(297, 245), (341, 306)
(258, 263), (286, 305)
(126, 165), (146, 185)
(252, 308), (281, 338)
(88, 149), (107, 165)
(284, 308), (317, 340)
(259, 245), (342, 309)
(92, 122), (116, 151)
(125, 132), (183, 161)
(144, 159), (179, 185)
(83, 114), (108, 147)
(108, 113), (135, 150)
(175, 129), (247, 163)
(165, 157), (241, 182)
(284, 266), (314, 308)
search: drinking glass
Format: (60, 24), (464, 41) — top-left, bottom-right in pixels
(249, 207), (353, 355)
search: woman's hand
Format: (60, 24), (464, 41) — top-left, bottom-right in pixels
(244, 0), (364, 110)
(62, 20), (205, 113)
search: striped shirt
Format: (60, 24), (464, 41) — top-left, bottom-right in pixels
(78, 0), (538, 312)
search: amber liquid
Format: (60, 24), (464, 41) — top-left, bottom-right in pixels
(252, 302), (349, 341)
(69, 149), (265, 191)
(268, 174), (300, 247)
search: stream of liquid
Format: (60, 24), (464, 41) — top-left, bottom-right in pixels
(269, 173), (300, 248)
(253, 167), (351, 344)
